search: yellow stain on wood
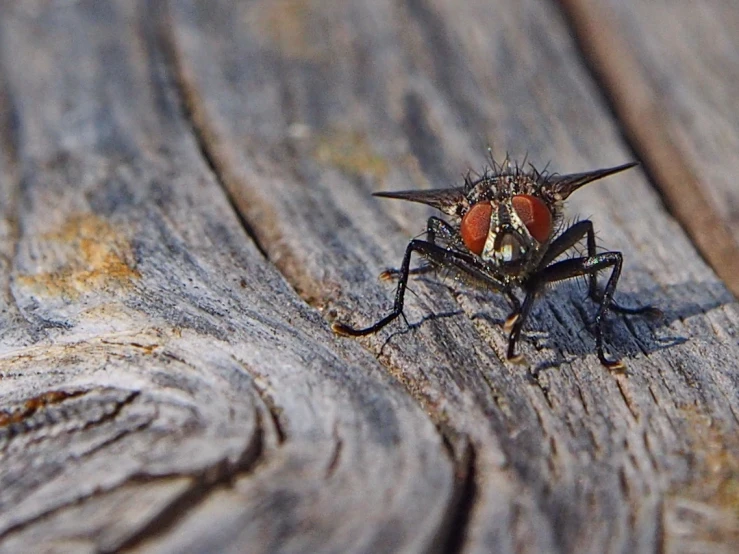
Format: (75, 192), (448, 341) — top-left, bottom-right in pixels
(666, 406), (739, 544)
(16, 214), (140, 298)
(315, 130), (389, 181)
(247, 0), (325, 61)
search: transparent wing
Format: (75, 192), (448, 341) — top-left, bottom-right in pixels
(544, 162), (638, 201)
(373, 187), (468, 216)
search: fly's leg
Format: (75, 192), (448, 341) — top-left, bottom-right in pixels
(506, 289), (537, 363)
(502, 291), (522, 333)
(334, 239), (473, 336)
(541, 220), (659, 317)
(383, 216), (519, 309)
(380, 217), (456, 281)
(531, 253), (632, 369)
(334, 237), (509, 337)
(580, 222), (660, 316)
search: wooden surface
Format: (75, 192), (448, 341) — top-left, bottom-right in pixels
(563, 0), (739, 298)
(0, 1), (737, 553)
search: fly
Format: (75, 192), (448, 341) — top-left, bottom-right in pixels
(332, 157), (660, 369)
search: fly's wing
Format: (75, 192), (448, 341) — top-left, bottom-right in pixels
(373, 187), (468, 216)
(543, 162), (638, 201)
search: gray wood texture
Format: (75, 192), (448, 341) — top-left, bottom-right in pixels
(0, 1), (737, 553)
(562, 0), (739, 298)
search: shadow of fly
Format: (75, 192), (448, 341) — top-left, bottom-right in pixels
(333, 157), (660, 369)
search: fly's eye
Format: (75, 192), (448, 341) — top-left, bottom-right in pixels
(461, 202), (492, 255)
(511, 194), (553, 243)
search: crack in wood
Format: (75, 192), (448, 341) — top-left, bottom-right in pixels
(0, 390), (145, 540)
(574, 383), (589, 416)
(547, 436), (560, 479)
(436, 434), (477, 554)
(0, 430), (155, 544)
(615, 377), (639, 421)
(110, 406), (267, 553)
(228, 354), (286, 445)
(0, 389), (87, 429)
(325, 423), (343, 479)
(557, 0), (739, 299)
(246, 387), (285, 446)
(655, 498), (666, 554)
(587, 428), (602, 459)
(531, 371), (554, 411)
(642, 428), (660, 474)
(0, 389), (139, 451)
(157, 3), (270, 263)
(313, 324), (479, 550)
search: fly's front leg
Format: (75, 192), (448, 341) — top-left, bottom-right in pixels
(380, 217), (456, 281)
(334, 238), (509, 337)
(535, 253), (629, 369)
(541, 220), (658, 317)
(505, 288), (537, 363)
(334, 239), (469, 336)
(502, 290), (522, 333)
(539, 220), (601, 300)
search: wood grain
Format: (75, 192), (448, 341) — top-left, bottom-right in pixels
(0, 2), (451, 552)
(562, 0), (739, 298)
(0, 0), (736, 552)
(167, 0), (739, 552)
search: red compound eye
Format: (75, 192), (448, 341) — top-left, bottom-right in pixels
(461, 202), (492, 255)
(512, 195), (553, 243)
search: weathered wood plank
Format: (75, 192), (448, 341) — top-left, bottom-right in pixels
(1, 0), (737, 552)
(169, 0), (739, 552)
(562, 0), (739, 298)
(0, 2), (452, 552)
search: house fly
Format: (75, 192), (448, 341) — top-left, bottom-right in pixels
(333, 157), (659, 369)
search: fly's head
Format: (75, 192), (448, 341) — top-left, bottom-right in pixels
(456, 159), (638, 279)
(451, 158), (568, 281)
(459, 187), (554, 279)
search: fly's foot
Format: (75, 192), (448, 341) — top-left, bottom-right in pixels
(641, 306), (663, 319)
(332, 321), (362, 336)
(596, 343), (627, 371)
(503, 313), (519, 334)
(380, 265), (434, 282)
(507, 352), (528, 365)
(601, 356), (626, 371)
